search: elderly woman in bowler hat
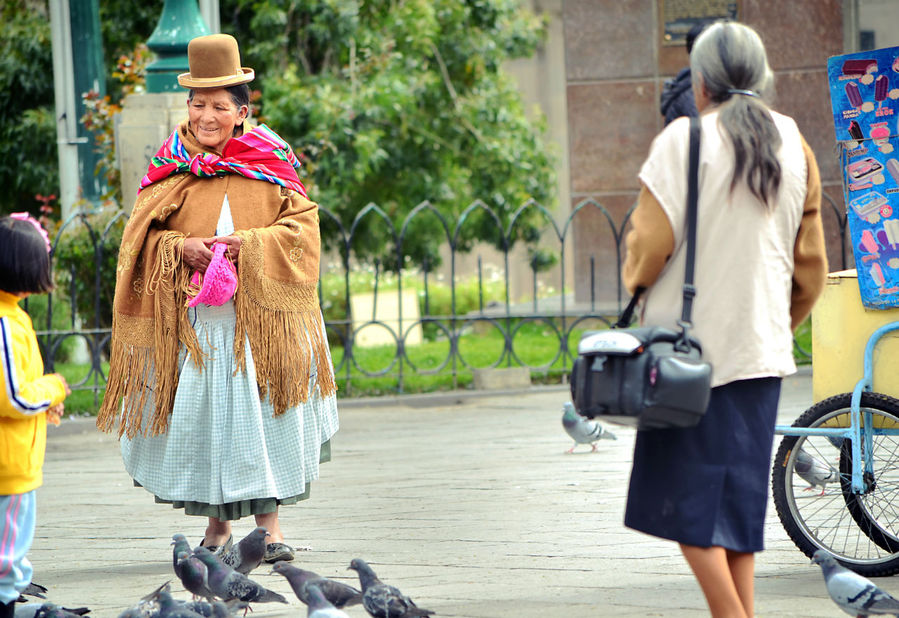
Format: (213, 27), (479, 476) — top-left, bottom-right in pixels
(98, 34), (339, 563)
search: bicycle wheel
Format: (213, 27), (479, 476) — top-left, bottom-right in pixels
(771, 391), (899, 576)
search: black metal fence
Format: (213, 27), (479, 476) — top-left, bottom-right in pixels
(26, 192), (848, 407)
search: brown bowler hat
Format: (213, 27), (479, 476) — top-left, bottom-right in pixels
(177, 34), (254, 89)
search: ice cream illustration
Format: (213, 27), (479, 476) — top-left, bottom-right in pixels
(885, 219), (899, 248)
(847, 157), (884, 182)
(846, 81), (863, 108)
(850, 191), (888, 220)
(887, 158), (899, 184)
(849, 120), (864, 141)
(871, 123), (891, 153)
(871, 262), (887, 287)
(876, 74), (890, 108)
(844, 58), (878, 75)
(860, 229), (881, 258)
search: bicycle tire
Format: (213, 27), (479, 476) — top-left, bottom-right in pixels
(771, 391), (899, 576)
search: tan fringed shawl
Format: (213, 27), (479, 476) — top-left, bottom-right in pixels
(97, 122), (336, 438)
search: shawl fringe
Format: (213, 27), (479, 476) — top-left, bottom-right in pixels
(97, 233), (203, 438)
(233, 228), (337, 415)
(234, 291), (337, 417)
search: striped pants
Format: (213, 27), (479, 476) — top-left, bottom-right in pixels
(0, 492), (34, 604)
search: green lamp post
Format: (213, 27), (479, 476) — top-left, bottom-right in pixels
(145, 0), (210, 93)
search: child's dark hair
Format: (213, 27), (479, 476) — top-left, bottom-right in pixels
(0, 216), (53, 294)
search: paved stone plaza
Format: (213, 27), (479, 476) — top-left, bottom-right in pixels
(27, 369), (863, 616)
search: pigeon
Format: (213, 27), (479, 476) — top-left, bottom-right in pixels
(219, 527), (268, 575)
(21, 583), (48, 599)
(16, 582), (50, 604)
(348, 558), (434, 618)
(116, 581), (175, 618)
(15, 605), (89, 618)
(173, 534), (192, 579)
(305, 583), (350, 618)
(272, 562), (362, 608)
(154, 588), (206, 618)
(187, 600), (243, 618)
(192, 546), (288, 606)
(176, 551), (216, 603)
(812, 549), (899, 616)
(562, 401), (616, 453)
(184, 600), (242, 618)
(30, 605), (90, 618)
(796, 447), (838, 495)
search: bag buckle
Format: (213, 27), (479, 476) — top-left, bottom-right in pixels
(675, 319), (694, 353)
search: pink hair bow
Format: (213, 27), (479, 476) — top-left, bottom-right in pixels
(10, 212), (51, 253)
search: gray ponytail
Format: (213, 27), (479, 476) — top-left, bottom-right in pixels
(690, 22), (781, 207)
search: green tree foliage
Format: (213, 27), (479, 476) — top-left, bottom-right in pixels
(223, 0), (557, 267)
(3, 0), (557, 270)
(0, 0), (57, 214)
(97, 1), (158, 100)
(0, 0), (155, 216)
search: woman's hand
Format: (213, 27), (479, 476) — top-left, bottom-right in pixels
(212, 235), (242, 262)
(182, 237), (217, 272)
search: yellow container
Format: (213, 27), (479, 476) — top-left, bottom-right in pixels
(812, 269), (899, 402)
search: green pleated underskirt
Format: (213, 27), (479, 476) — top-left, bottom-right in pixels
(137, 440), (331, 521)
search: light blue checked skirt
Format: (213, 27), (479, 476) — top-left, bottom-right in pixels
(120, 301), (339, 520)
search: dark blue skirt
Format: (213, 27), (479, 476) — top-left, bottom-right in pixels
(624, 377), (781, 553)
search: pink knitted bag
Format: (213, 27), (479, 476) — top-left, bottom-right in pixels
(187, 242), (238, 307)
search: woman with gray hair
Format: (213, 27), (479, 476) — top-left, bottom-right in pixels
(621, 22), (828, 617)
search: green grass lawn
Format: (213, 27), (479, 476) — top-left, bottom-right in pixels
(331, 319), (588, 396)
(55, 316), (813, 413)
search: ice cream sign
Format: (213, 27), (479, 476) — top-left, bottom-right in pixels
(828, 46), (899, 308)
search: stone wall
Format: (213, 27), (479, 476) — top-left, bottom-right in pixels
(563, 0), (846, 303)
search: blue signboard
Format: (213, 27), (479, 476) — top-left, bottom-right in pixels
(828, 46), (899, 308)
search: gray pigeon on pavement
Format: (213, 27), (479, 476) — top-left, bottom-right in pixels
(272, 562), (362, 608)
(796, 448), (838, 495)
(305, 584), (350, 618)
(181, 600), (240, 618)
(348, 558), (434, 618)
(116, 581), (172, 618)
(193, 546), (287, 606)
(562, 401), (616, 453)
(154, 588), (206, 618)
(30, 605), (90, 618)
(812, 549), (899, 616)
(219, 527), (268, 575)
(15, 605), (89, 618)
(172, 534), (192, 579)
(16, 582), (50, 604)
(176, 551), (216, 603)
(20, 583), (48, 599)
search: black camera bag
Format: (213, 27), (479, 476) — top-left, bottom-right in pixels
(569, 116), (711, 431)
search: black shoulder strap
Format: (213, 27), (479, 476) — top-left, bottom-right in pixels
(680, 115), (701, 327)
(616, 117), (700, 329)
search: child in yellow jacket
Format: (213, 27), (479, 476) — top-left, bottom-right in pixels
(0, 214), (69, 617)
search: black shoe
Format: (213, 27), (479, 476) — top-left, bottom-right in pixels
(0, 600), (14, 618)
(263, 542), (294, 563)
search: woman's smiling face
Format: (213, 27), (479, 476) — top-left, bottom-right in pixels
(187, 89), (247, 152)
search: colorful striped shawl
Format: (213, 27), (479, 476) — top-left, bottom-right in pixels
(139, 123), (307, 197)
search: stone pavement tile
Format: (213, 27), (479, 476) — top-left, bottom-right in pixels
(20, 375), (872, 616)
